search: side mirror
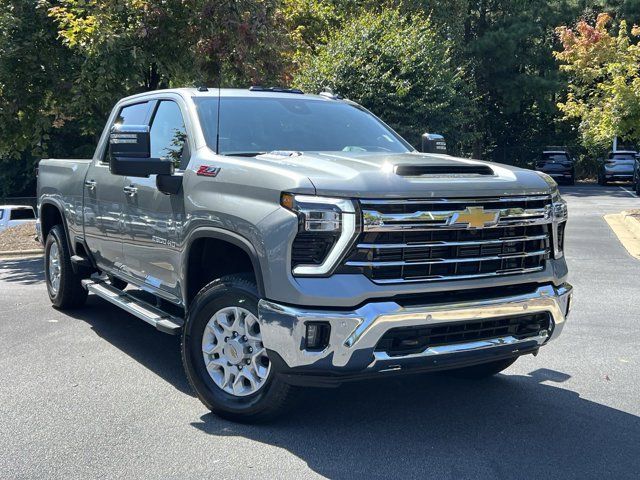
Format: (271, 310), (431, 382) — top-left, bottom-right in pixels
(420, 133), (447, 154)
(109, 125), (173, 177)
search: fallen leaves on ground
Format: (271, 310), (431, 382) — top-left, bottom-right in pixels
(0, 224), (41, 252)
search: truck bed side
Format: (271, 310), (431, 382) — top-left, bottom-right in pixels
(37, 158), (92, 250)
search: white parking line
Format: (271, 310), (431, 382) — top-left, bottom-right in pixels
(619, 186), (638, 198)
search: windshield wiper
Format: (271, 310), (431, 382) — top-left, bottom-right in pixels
(220, 152), (267, 157)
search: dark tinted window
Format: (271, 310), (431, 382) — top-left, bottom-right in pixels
(150, 101), (187, 168)
(9, 208), (35, 220)
(543, 153), (570, 162)
(195, 97), (411, 155)
(115, 102), (149, 126)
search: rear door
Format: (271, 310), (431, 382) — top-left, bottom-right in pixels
(121, 98), (190, 303)
(83, 101), (152, 273)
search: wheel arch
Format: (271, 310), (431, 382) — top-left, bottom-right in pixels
(183, 228), (266, 308)
(39, 200), (72, 251)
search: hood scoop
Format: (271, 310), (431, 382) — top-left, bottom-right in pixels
(394, 164), (494, 177)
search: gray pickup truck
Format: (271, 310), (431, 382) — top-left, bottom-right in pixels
(37, 87), (572, 422)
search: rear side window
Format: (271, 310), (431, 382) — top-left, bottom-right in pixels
(9, 208), (35, 220)
(150, 101), (188, 169)
(115, 102), (150, 126)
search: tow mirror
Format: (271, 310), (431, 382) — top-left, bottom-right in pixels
(109, 125), (173, 177)
(420, 133), (447, 154)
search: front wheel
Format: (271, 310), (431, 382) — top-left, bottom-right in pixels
(181, 275), (296, 422)
(445, 357), (518, 379)
(635, 178), (640, 195)
(44, 225), (88, 309)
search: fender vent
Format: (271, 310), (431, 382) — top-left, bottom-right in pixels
(395, 164), (494, 177)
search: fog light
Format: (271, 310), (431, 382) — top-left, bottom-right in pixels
(305, 322), (330, 350)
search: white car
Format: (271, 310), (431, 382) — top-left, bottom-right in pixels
(0, 205), (37, 232)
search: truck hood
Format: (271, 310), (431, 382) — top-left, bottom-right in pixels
(254, 151), (553, 198)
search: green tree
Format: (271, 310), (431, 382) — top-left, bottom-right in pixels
(293, 7), (480, 152)
(47, 0), (290, 134)
(0, 1), (90, 196)
(555, 13), (640, 149)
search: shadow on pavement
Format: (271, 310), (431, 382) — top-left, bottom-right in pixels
(65, 296), (192, 395)
(0, 256), (44, 285)
(192, 368), (640, 479)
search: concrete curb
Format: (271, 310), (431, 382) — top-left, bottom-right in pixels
(0, 249), (44, 259)
(604, 212), (640, 260)
(621, 211), (640, 239)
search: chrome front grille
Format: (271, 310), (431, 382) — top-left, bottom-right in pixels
(341, 196), (552, 284)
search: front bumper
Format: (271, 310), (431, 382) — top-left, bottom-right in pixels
(258, 283), (572, 384)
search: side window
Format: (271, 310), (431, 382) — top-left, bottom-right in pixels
(150, 101), (188, 169)
(9, 208), (35, 220)
(115, 102), (149, 126)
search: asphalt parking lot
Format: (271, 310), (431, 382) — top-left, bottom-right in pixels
(1, 184), (639, 479)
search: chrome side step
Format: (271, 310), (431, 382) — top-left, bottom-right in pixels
(81, 279), (183, 335)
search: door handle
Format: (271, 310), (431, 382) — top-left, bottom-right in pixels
(123, 185), (138, 197)
(84, 180), (97, 191)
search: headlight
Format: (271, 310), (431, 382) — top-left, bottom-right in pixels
(281, 193), (358, 275)
(551, 189), (568, 258)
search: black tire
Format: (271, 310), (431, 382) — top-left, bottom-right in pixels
(635, 178), (640, 196)
(44, 225), (88, 309)
(568, 173), (575, 185)
(182, 275), (296, 423)
(598, 173), (607, 186)
(108, 275), (128, 291)
(446, 357), (518, 379)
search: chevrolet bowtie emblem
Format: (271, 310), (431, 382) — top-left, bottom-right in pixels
(450, 206), (499, 228)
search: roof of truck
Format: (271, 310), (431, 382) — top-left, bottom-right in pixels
(120, 87), (344, 103)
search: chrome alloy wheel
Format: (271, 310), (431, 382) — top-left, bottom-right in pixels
(201, 306), (271, 397)
(48, 242), (61, 295)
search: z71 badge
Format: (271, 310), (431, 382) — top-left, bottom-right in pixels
(196, 165), (221, 177)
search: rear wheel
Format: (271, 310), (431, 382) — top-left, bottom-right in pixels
(446, 357), (518, 379)
(182, 275), (296, 422)
(598, 172), (607, 186)
(635, 176), (640, 195)
(44, 225), (88, 309)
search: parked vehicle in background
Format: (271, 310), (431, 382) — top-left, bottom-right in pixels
(0, 205), (36, 232)
(598, 151), (636, 185)
(633, 154), (640, 195)
(37, 87), (572, 422)
(534, 147), (575, 185)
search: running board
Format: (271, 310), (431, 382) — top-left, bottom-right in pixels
(81, 279), (183, 335)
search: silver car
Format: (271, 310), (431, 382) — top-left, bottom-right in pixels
(598, 151), (636, 185)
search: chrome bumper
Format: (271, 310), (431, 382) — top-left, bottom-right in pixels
(258, 283), (572, 376)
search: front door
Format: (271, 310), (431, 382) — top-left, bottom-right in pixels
(122, 99), (189, 304)
(83, 101), (152, 274)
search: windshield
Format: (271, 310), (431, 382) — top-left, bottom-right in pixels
(194, 97), (412, 155)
